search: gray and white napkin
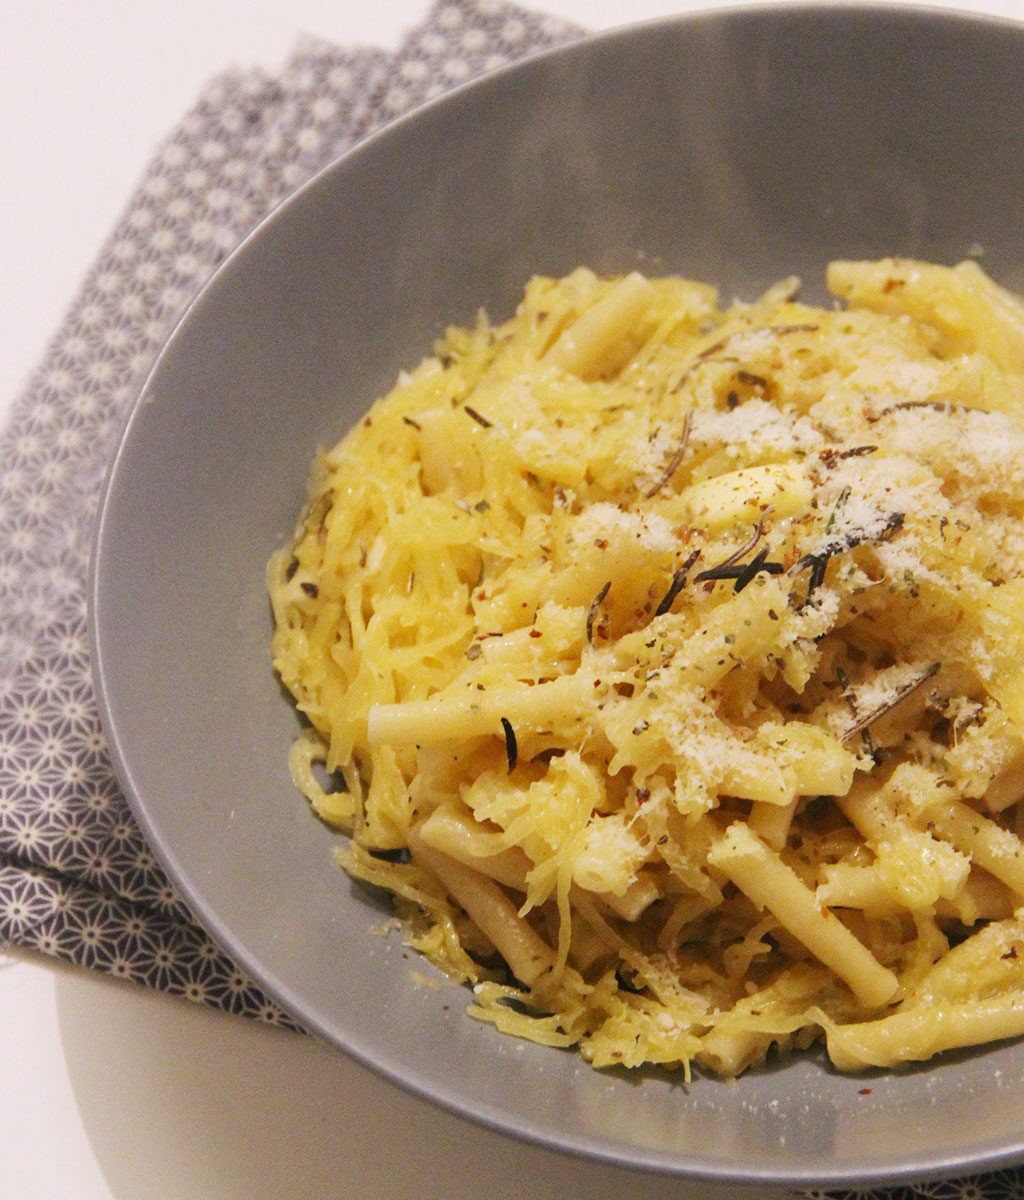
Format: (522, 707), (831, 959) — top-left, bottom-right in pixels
(0, 4), (1020, 1197)
(0, 0), (580, 1027)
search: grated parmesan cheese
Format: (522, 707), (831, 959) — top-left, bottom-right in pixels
(272, 257), (1024, 1080)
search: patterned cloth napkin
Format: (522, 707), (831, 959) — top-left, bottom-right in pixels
(0, 0), (579, 1024)
(0, 3), (1020, 1197)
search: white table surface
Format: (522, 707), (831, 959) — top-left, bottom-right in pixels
(3, 2), (1023, 1197)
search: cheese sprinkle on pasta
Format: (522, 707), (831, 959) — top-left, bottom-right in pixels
(270, 258), (1024, 1076)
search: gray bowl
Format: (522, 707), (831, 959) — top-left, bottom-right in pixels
(90, 5), (1024, 1187)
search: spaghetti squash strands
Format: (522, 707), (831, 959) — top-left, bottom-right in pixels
(270, 260), (1024, 1076)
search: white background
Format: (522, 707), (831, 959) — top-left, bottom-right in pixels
(2, 2), (1022, 1197)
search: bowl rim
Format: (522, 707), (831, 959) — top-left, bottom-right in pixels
(89, 3), (1024, 1188)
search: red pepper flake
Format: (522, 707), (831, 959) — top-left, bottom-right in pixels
(529, 629), (543, 638)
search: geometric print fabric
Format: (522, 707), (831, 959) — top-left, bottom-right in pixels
(0, 0), (581, 1029)
(1, 4), (1022, 1197)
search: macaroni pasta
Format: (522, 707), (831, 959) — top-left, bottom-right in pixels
(270, 258), (1024, 1076)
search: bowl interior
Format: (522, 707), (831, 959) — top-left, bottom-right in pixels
(91, 5), (1024, 1186)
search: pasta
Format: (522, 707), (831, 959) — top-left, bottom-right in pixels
(269, 257), (1024, 1077)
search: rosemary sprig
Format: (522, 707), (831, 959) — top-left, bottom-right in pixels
(836, 664), (875, 757)
(645, 408), (694, 498)
(464, 405), (493, 428)
(586, 581), (612, 643)
(695, 545), (785, 593)
(790, 511), (905, 602)
(818, 445), (878, 468)
(654, 549), (702, 616)
(501, 717), (518, 772)
(823, 486), (851, 534)
(840, 663), (941, 743)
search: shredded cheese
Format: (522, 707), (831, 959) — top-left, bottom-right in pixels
(270, 257), (1024, 1077)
